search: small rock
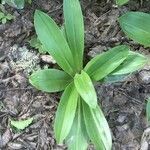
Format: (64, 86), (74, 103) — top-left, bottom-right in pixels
(117, 124), (130, 132)
(140, 128), (150, 150)
(41, 55), (56, 64)
(117, 114), (127, 124)
(139, 70), (150, 84)
(140, 141), (148, 150)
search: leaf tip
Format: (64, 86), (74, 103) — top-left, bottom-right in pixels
(34, 10), (43, 22)
(34, 9), (41, 15)
(28, 73), (35, 84)
(74, 73), (80, 79)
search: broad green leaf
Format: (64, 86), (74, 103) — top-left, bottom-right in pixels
(74, 70), (97, 108)
(111, 51), (147, 75)
(29, 69), (72, 93)
(116, 0), (129, 5)
(146, 98), (150, 124)
(10, 118), (33, 130)
(119, 12), (150, 47)
(34, 10), (75, 76)
(84, 45), (129, 81)
(63, 0), (84, 71)
(103, 51), (147, 83)
(66, 98), (88, 150)
(82, 101), (112, 150)
(54, 82), (79, 144)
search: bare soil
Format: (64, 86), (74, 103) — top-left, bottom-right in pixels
(0, 0), (150, 149)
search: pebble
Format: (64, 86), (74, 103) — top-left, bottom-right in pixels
(139, 70), (150, 84)
(41, 55), (56, 64)
(117, 114), (127, 123)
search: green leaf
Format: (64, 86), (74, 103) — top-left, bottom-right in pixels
(84, 45), (129, 81)
(102, 74), (129, 83)
(74, 70), (97, 108)
(29, 36), (47, 54)
(29, 69), (72, 93)
(63, 0), (84, 71)
(61, 26), (67, 40)
(103, 51), (147, 83)
(6, 13), (14, 20)
(1, 0), (5, 4)
(119, 12), (150, 47)
(4, 0), (25, 9)
(34, 10), (75, 76)
(54, 82), (79, 144)
(0, 12), (5, 19)
(2, 17), (6, 24)
(82, 101), (112, 150)
(10, 118), (33, 130)
(146, 98), (150, 124)
(27, 0), (32, 4)
(111, 51), (147, 75)
(116, 0), (129, 5)
(66, 98), (88, 150)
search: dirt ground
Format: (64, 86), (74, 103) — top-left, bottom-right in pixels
(0, 0), (150, 149)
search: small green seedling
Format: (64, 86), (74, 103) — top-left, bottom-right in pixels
(116, 0), (129, 5)
(29, 0), (148, 149)
(0, 11), (13, 24)
(1, 0), (32, 9)
(10, 117), (33, 130)
(29, 36), (47, 54)
(119, 12), (150, 47)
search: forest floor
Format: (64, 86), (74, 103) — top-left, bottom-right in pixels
(0, 0), (150, 149)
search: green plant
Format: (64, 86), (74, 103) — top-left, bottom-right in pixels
(0, 10), (14, 24)
(29, 0), (148, 149)
(10, 117), (33, 130)
(119, 12), (150, 47)
(29, 35), (47, 54)
(146, 98), (150, 124)
(1, 0), (32, 9)
(116, 0), (129, 5)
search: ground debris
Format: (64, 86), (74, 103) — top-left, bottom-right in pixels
(0, 128), (12, 148)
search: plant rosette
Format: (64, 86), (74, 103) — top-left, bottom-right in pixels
(29, 0), (148, 149)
